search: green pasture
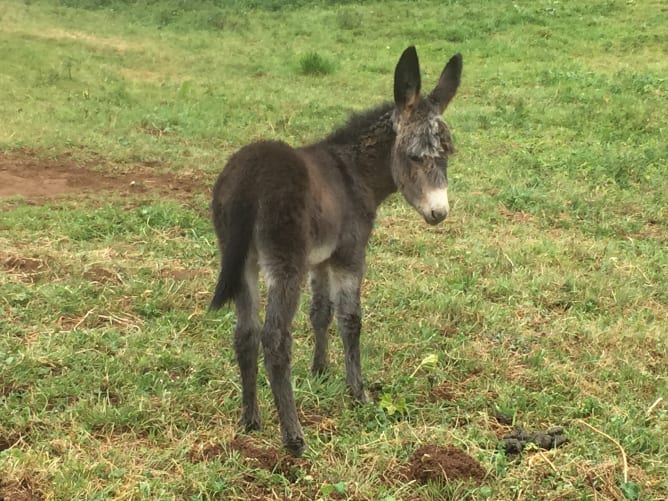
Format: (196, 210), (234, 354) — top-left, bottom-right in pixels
(0, 0), (666, 499)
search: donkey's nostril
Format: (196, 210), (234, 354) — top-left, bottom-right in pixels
(428, 209), (448, 225)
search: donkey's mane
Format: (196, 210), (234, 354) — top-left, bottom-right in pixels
(324, 102), (394, 145)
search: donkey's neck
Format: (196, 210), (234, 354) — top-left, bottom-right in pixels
(320, 103), (398, 209)
(354, 109), (397, 206)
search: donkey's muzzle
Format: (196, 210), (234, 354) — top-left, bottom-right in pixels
(421, 188), (449, 225)
(425, 208), (449, 225)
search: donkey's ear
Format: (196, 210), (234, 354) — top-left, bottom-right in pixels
(429, 53), (462, 114)
(394, 46), (421, 110)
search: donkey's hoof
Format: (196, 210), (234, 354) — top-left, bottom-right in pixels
(356, 393), (370, 405)
(243, 421), (262, 433)
(311, 364), (329, 378)
(284, 435), (306, 458)
(351, 389), (370, 405)
(241, 414), (262, 432)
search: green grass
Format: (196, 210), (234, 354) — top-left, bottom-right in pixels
(1, 0), (667, 499)
(299, 52), (336, 76)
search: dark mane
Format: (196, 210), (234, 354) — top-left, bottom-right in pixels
(324, 102), (394, 145)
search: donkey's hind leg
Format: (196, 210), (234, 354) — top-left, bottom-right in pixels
(331, 267), (369, 403)
(309, 265), (333, 376)
(261, 274), (305, 457)
(233, 256), (262, 431)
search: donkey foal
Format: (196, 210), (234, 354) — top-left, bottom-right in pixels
(210, 46), (462, 457)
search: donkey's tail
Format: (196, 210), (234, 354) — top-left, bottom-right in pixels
(209, 199), (256, 311)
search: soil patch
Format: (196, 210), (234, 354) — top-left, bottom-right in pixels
(158, 267), (203, 281)
(1, 255), (45, 273)
(299, 409), (337, 434)
(0, 149), (207, 202)
(0, 479), (44, 501)
(402, 445), (486, 485)
(188, 441), (225, 463)
(227, 436), (283, 470)
(0, 436), (19, 452)
(1, 255), (47, 283)
(498, 204), (534, 224)
(228, 436), (310, 482)
(428, 381), (456, 402)
(188, 436), (310, 482)
(83, 266), (124, 285)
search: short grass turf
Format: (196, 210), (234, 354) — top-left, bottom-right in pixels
(1, 0), (666, 499)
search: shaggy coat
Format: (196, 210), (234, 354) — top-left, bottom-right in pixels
(211, 46), (462, 456)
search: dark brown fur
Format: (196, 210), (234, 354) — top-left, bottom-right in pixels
(210, 47), (462, 456)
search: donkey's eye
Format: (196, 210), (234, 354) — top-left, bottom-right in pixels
(409, 155), (422, 162)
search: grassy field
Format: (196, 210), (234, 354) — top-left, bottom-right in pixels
(1, 0), (666, 499)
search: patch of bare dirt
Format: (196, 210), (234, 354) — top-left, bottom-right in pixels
(630, 220), (667, 242)
(1, 255), (47, 283)
(1, 255), (44, 272)
(0, 478), (45, 501)
(0, 149), (206, 202)
(428, 381), (456, 403)
(227, 436), (284, 470)
(83, 266), (124, 285)
(0, 376), (30, 398)
(400, 445), (486, 485)
(498, 204), (534, 224)
(56, 309), (142, 332)
(158, 267), (202, 281)
(0, 436), (19, 452)
(299, 409), (337, 435)
(188, 436), (310, 482)
(188, 441), (225, 463)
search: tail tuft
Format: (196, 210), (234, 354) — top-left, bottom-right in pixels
(209, 200), (256, 311)
(209, 270), (237, 311)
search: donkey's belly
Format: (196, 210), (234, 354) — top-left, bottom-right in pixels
(307, 239), (337, 266)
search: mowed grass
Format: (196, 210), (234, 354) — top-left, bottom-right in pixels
(1, 0), (666, 499)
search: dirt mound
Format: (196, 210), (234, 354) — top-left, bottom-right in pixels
(228, 436), (282, 468)
(188, 436), (309, 481)
(403, 445), (486, 485)
(1, 254), (50, 284)
(228, 436), (310, 481)
(0, 149), (206, 201)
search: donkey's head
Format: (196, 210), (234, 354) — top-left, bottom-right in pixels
(390, 47), (462, 225)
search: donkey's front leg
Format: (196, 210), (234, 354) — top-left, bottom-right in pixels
(261, 278), (305, 457)
(332, 268), (369, 403)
